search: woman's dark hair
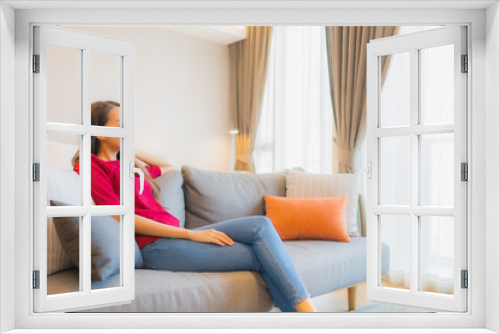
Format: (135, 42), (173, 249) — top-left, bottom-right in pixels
(72, 101), (161, 201)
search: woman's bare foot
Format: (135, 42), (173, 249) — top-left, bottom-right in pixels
(294, 298), (318, 312)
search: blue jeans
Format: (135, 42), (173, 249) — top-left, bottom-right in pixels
(140, 216), (311, 312)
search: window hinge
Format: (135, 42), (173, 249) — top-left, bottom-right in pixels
(461, 162), (468, 182)
(461, 270), (468, 289)
(33, 163), (40, 182)
(33, 270), (40, 289)
(33, 54), (40, 73)
(461, 54), (468, 73)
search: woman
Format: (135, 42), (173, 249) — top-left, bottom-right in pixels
(72, 101), (317, 312)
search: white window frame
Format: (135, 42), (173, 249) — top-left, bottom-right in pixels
(1, 2), (498, 333)
(33, 25), (136, 313)
(366, 26), (467, 312)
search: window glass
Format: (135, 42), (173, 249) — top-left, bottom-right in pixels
(90, 137), (122, 206)
(380, 52), (410, 128)
(420, 216), (454, 295)
(380, 215), (411, 290)
(420, 133), (454, 207)
(47, 44), (82, 124)
(420, 45), (454, 125)
(91, 215), (122, 291)
(380, 136), (411, 206)
(47, 216), (82, 296)
(47, 133), (81, 206)
(91, 51), (122, 127)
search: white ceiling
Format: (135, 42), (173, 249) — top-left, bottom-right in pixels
(161, 26), (246, 45)
(5, 0), (496, 10)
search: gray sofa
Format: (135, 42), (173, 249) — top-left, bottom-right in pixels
(46, 166), (389, 312)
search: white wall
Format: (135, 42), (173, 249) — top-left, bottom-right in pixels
(0, 2), (16, 333)
(485, 3), (500, 333)
(51, 26), (232, 171)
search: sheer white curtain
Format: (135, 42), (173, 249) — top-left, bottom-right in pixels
(379, 25), (454, 295)
(254, 26), (333, 174)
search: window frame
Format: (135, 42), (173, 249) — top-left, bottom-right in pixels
(32, 25), (136, 313)
(3, 3), (497, 333)
(365, 26), (468, 312)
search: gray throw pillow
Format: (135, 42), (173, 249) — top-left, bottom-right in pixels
(181, 165), (286, 229)
(155, 168), (186, 228)
(50, 200), (143, 281)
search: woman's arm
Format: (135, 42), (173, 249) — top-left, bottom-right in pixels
(110, 214), (234, 246)
(135, 148), (172, 175)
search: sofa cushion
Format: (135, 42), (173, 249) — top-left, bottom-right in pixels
(155, 168), (186, 228)
(264, 194), (350, 242)
(181, 166), (286, 229)
(47, 237), (389, 312)
(47, 269), (274, 312)
(284, 237), (389, 297)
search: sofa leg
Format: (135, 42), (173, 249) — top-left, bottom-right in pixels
(347, 285), (357, 311)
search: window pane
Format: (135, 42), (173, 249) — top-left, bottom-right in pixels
(380, 215), (410, 290)
(47, 44), (82, 124)
(91, 215), (122, 290)
(420, 45), (454, 125)
(420, 133), (454, 207)
(380, 136), (410, 205)
(420, 216), (454, 295)
(47, 216), (81, 295)
(91, 51), (122, 127)
(90, 137), (122, 206)
(380, 51), (410, 128)
(47, 133), (81, 206)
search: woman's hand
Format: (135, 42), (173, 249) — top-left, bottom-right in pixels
(131, 214), (234, 245)
(187, 229), (234, 246)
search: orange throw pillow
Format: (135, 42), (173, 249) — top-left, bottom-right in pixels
(264, 194), (350, 242)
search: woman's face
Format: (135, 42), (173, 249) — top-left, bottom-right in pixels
(98, 107), (121, 153)
(106, 107), (121, 127)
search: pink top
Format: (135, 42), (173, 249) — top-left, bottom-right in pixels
(73, 154), (180, 248)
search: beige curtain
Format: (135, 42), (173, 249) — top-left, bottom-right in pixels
(325, 26), (399, 173)
(229, 26), (274, 172)
(326, 26), (399, 237)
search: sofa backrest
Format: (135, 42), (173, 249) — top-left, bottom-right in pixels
(181, 165), (286, 230)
